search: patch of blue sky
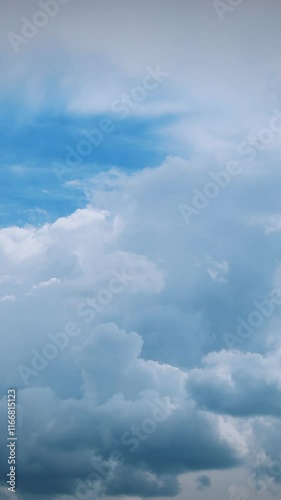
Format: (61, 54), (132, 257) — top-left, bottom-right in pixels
(0, 109), (182, 227)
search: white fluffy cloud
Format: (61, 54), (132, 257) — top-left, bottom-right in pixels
(1, 155), (281, 498)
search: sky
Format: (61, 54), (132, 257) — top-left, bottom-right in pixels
(1, 0), (281, 499)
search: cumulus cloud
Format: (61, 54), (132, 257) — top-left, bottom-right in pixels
(0, 323), (246, 499)
(1, 1), (281, 499)
(0, 155), (280, 497)
(188, 348), (281, 417)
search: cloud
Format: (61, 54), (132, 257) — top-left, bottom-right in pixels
(204, 256), (229, 284)
(196, 474), (212, 490)
(0, 154), (280, 497)
(0, 294), (15, 302)
(0, 323), (245, 499)
(187, 348), (281, 417)
(31, 277), (60, 290)
(2, 2), (281, 496)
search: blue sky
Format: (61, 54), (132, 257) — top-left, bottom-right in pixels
(0, 109), (176, 226)
(1, 1), (281, 500)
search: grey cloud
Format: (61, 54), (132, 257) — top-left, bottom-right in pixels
(196, 474), (212, 490)
(187, 350), (281, 417)
(0, 323), (245, 498)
